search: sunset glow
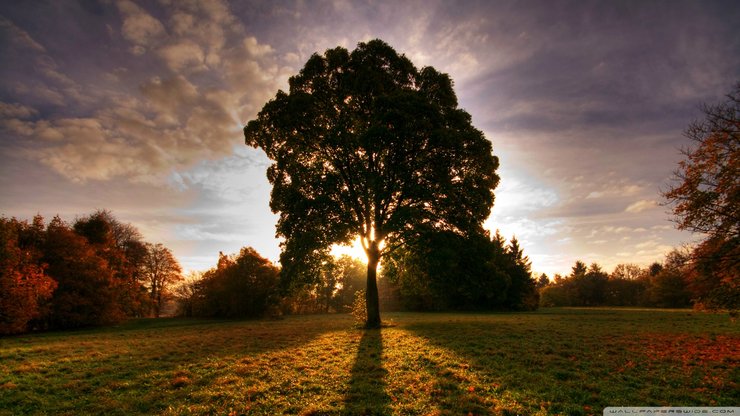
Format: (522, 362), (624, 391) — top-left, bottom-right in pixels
(331, 238), (369, 265)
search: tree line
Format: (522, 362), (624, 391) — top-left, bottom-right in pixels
(538, 248), (721, 309)
(1, 207), (730, 336)
(0, 211), (181, 335)
(173, 229), (540, 321)
(173, 250), (365, 319)
(1, 210), (539, 334)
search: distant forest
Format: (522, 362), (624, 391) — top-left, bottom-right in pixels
(1, 208), (729, 336)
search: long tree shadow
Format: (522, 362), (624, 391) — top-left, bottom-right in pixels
(0, 316), (344, 414)
(403, 316), (598, 413)
(401, 311), (739, 413)
(342, 329), (391, 415)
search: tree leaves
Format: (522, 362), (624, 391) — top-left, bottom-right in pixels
(663, 82), (740, 311)
(244, 40), (499, 291)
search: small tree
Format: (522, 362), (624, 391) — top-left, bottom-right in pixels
(173, 271), (205, 317)
(199, 248), (279, 318)
(503, 237), (538, 310)
(245, 39), (499, 327)
(663, 83), (739, 311)
(536, 273), (549, 289)
(334, 255), (366, 310)
(142, 243), (182, 317)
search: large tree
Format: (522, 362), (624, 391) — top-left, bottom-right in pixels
(663, 83), (739, 311)
(244, 39), (499, 327)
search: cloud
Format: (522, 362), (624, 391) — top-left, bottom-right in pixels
(0, 16), (46, 52)
(625, 199), (658, 213)
(0, 1), (291, 184)
(116, 0), (166, 49)
(490, 172), (558, 215)
(0, 102), (38, 119)
(139, 75), (199, 119)
(158, 41), (206, 72)
(4, 117), (143, 182)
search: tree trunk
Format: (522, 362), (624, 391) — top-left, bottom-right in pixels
(365, 243), (381, 328)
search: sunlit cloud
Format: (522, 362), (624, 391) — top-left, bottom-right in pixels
(625, 199), (658, 213)
(1, 1), (290, 185)
(116, 0), (166, 51)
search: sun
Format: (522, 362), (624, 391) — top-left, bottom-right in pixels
(330, 237), (368, 264)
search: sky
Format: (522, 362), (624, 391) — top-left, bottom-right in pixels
(1, 0), (738, 277)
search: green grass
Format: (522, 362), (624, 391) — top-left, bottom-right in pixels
(0, 309), (737, 415)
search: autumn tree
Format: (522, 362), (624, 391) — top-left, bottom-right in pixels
(74, 210), (149, 317)
(0, 217), (56, 334)
(244, 39), (499, 327)
(663, 83), (739, 311)
(142, 243), (182, 317)
(43, 216), (123, 328)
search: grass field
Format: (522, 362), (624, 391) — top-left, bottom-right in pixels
(0, 309), (737, 415)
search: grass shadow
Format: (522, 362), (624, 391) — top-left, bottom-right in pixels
(0, 315), (347, 415)
(342, 329), (391, 415)
(400, 310), (740, 414)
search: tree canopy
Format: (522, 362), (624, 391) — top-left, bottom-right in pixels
(663, 83), (739, 311)
(382, 230), (538, 311)
(244, 39), (499, 327)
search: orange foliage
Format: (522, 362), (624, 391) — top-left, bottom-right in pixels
(0, 218), (57, 334)
(44, 216), (126, 328)
(640, 334), (740, 367)
(636, 333), (739, 391)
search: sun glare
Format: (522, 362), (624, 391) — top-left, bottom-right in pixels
(330, 237), (368, 264)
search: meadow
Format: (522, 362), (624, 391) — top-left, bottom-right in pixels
(0, 309), (737, 415)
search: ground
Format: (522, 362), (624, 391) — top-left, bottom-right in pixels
(0, 309), (737, 415)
